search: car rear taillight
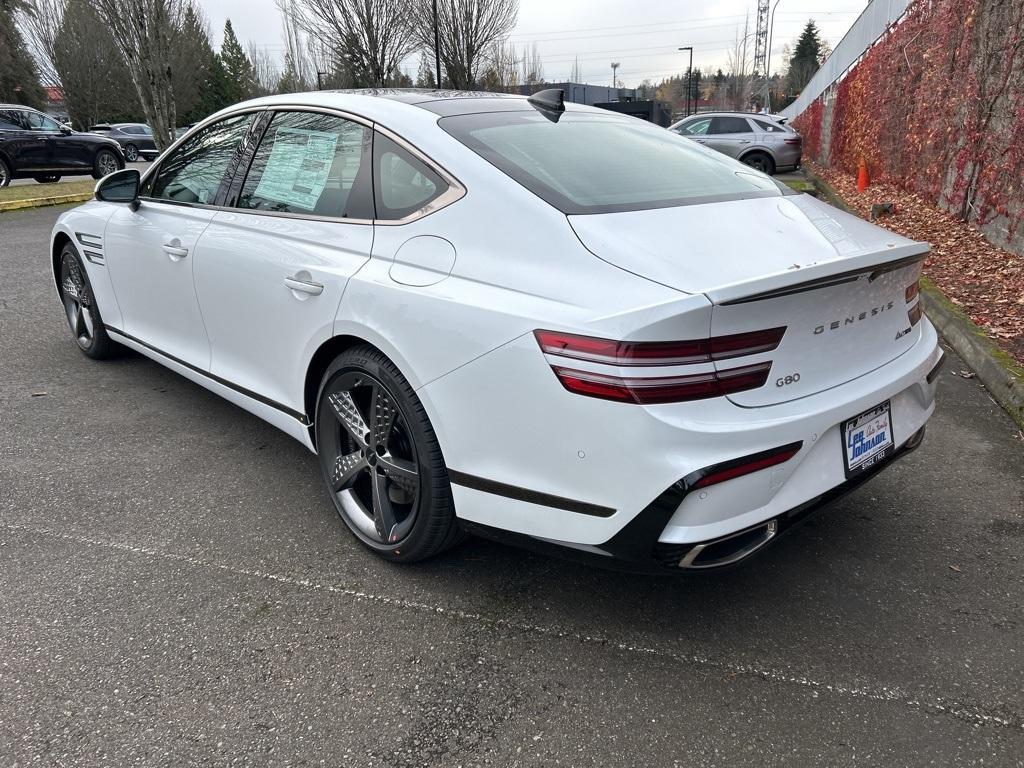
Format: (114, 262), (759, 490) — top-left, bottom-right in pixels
(908, 302), (922, 326)
(905, 280), (919, 303)
(534, 328), (785, 366)
(690, 441), (803, 489)
(784, 137), (802, 145)
(535, 328), (785, 404)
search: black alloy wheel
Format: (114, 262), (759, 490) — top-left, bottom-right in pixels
(59, 245), (115, 359)
(742, 152), (775, 175)
(0, 158), (10, 187)
(124, 143), (139, 162)
(316, 347), (463, 561)
(93, 149), (119, 179)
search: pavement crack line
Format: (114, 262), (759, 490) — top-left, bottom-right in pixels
(2, 521), (1021, 732)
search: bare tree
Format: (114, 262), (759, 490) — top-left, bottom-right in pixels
(88, 0), (183, 149)
(478, 39), (517, 92)
(726, 14), (753, 111)
(248, 42), (281, 96)
(287, 0), (416, 87)
(520, 41), (543, 88)
(277, 0), (312, 88)
(18, 0), (66, 86)
(569, 54), (581, 83)
(414, 0), (517, 89)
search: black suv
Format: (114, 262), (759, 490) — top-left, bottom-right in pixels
(0, 105), (125, 187)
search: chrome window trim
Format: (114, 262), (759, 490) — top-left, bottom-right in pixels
(137, 102), (466, 226)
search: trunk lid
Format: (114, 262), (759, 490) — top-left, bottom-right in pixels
(568, 194), (928, 406)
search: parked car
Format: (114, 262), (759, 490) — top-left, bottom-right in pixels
(668, 112), (802, 174)
(0, 104), (124, 186)
(49, 89), (941, 573)
(88, 123), (159, 162)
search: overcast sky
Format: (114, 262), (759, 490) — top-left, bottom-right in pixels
(198, 0), (868, 87)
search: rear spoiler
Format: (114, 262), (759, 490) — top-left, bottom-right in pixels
(706, 244), (929, 306)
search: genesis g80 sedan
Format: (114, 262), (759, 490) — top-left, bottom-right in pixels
(49, 89), (943, 571)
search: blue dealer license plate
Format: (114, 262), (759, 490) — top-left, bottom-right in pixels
(842, 401), (895, 478)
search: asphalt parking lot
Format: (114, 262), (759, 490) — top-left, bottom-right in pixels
(2, 204), (1022, 766)
(7, 161), (150, 187)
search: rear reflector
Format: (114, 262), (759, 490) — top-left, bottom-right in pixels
(551, 363), (771, 405)
(534, 327), (785, 366)
(908, 302), (922, 326)
(783, 137), (802, 145)
(905, 280), (920, 303)
(691, 441), (803, 489)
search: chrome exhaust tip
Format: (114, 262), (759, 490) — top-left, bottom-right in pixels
(676, 519), (778, 569)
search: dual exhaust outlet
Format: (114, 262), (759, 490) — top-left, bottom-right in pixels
(675, 519), (779, 569)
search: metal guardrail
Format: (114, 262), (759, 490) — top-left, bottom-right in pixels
(780, 0), (911, 119)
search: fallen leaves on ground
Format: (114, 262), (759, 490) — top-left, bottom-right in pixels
(807, 161), (1024, 365)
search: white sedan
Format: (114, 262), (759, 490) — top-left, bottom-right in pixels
(50, 89), (943, 571)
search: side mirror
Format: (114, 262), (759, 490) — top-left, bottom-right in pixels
(95, 168), (140, 207)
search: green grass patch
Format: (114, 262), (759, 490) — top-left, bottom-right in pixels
(0, 179), (95, 203)
(782, 179), (816, 194)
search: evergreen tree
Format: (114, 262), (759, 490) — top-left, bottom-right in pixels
(220, 19), (255, 103)
(276, 52), (301, 94)
(786, 20), (824, 95)
(172, 3), (216, 124)
(0, 0), (46, 108)
(198, 53), (233, 115)
(415, 51), (435, 88)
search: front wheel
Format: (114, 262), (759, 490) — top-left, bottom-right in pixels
(0, 158), (11, 187)
(34, 174), (61, 183)
(59, 243), (117, 359)
(315, 347), (464, 562)
(92, 149), (120, 179)
(123, 144), (139, 162)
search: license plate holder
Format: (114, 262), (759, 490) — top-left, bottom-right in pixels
(842, 401), (895, 478)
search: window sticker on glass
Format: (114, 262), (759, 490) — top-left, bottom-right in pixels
(252, 127), (339, 211)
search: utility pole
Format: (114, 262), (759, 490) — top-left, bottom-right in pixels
(764, 0), (783, 112)
(752, 0), (770, 110)
(610, 62), (620, 96)
(678, 46), (693, 117)
(433, 0), (442, 88)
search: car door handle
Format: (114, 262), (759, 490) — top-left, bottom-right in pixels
(162, 243), (188, 259)
(284, 276), (324, 295)
(739, 140), (752, 144)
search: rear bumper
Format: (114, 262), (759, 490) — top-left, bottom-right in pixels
(421, 320), (943, 565)
(463, 424), (927, 574)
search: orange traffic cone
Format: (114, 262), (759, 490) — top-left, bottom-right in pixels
(856, 159), (870, 192)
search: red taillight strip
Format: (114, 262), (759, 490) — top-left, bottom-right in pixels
(551, 363), (771, 405)
(535, 327), (785, 366)
(905, 281), (920, 303)
(690, 441), (803, 490)
(908, 302), (922, 326)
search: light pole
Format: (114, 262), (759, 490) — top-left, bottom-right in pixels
(764, 0), (783, 112)
(432, 0), (442, 88)
(610, 62), (620, 95)
(678, 46), (693, 117)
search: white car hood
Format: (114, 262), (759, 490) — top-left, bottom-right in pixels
(567, 193), (923, 296)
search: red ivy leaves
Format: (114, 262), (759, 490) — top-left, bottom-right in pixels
(798, 0), (1024, 240)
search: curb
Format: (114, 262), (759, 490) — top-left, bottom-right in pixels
(801, 166), (1024, 429)
(0, 191), (92, 212)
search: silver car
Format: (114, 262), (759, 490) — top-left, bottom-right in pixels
(668, 112), (802, 175)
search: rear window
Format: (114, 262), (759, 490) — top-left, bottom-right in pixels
(439, 111), (788, 215)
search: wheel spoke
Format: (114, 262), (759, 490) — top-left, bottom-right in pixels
(80, 306), (95, 339)
(331, 450), (367, 492)
(327, 391), (369, 448)
(370, 383), (397, 448)
(378, 455), (418, 496)
(371, 470), (400, 543)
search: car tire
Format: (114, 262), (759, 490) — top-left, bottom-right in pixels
(58, 242), (117, 360)
(34, 174), (62, 183)
(124, 144), (139, 162)
(315, 346), (465, 562)
(92, 149), (121, 180)
(742, 152), (776, 175)
(0, 157), (11, 187)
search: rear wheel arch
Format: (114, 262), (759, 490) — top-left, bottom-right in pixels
(739, 149), (776, 174)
